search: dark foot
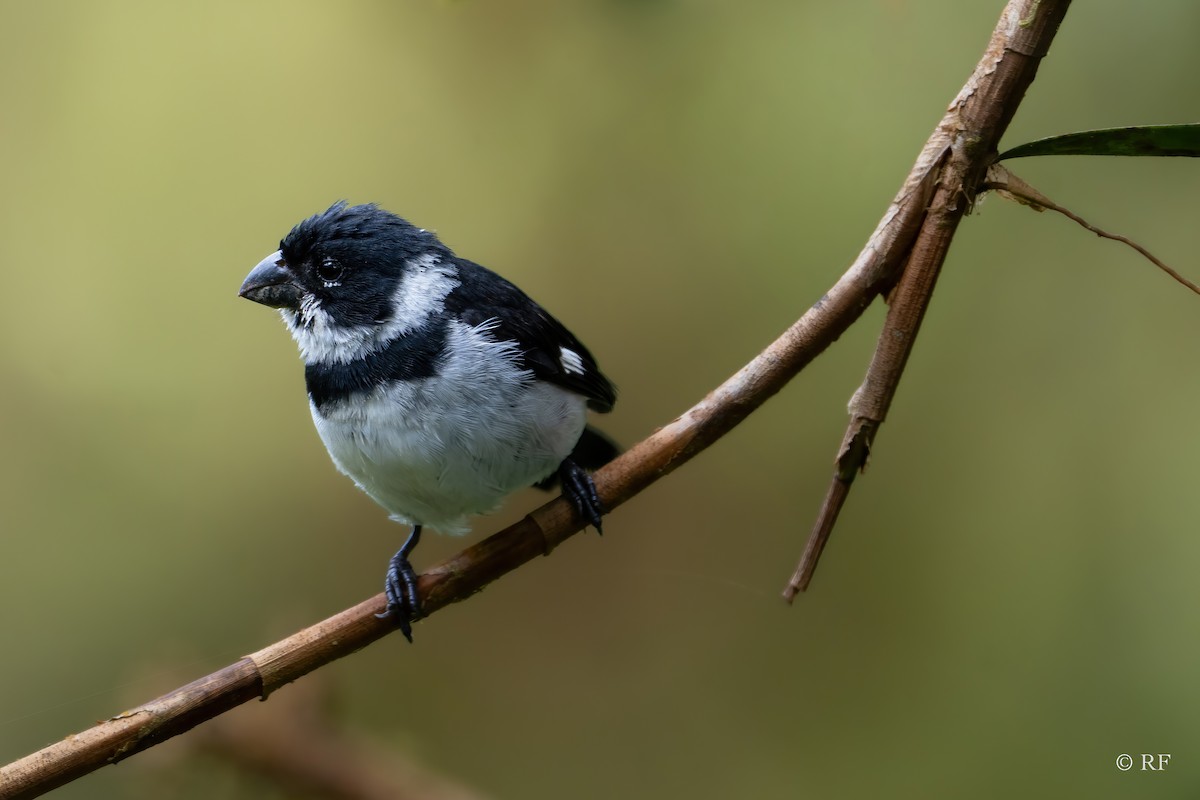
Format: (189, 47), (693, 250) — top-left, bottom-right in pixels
(559, 459), (605, 534)
(376, 525), (423, 642)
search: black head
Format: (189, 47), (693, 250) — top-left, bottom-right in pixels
(239, 202), (447, 330)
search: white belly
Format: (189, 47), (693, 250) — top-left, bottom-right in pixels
(310, 321), (588, 534)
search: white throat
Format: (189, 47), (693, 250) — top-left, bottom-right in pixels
(283, 252), (459, 365)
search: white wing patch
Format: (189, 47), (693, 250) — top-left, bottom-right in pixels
(559, 347), (585, 375)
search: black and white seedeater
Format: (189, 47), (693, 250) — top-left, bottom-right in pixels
(238, 202), (617, 641)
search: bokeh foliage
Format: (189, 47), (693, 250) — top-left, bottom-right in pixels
(1, 2), (1198, 797)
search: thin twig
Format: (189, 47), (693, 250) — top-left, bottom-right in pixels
(985, 164), (1200, 296)
(0, 2), (1073, 797)
(783, 0), (1072, 600)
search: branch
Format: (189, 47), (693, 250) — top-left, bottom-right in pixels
(783, 0), (1071, 598)
(0, 2), (1070, 797)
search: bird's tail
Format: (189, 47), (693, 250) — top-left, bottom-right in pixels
(534, 426), (620, 491)
(570, 426), (620, 471)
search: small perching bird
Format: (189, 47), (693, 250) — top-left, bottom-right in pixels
(239, 202), (618, 640)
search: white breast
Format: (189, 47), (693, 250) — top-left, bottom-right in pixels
(311, 319), (588, 534)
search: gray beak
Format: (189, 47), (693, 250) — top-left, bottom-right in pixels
(239, 250), (303, 310)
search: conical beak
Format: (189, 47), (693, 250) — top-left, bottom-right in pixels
(239, 251), (303, 310)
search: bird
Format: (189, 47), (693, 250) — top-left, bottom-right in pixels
(238, 201), (617, 641)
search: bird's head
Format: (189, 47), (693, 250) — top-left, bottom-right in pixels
(239, 202), (457, 365)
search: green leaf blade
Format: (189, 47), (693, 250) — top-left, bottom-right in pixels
(998, 124), (1200, 160)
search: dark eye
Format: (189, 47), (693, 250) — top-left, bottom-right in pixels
(316, 256), (344, 284)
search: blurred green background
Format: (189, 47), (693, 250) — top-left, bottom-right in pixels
(2, 1), (1198, 798)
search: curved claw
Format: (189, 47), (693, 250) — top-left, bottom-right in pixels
(559, 459), (605, 533)
(375, 526), (423, 642)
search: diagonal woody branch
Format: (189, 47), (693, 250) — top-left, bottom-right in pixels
(784, 0), (1071, 598)
(0, 2), (1069, 797)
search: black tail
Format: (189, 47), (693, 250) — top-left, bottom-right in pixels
(570, 426), (620, 471)
(534, 426), (620, 490)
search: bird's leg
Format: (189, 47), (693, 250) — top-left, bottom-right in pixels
(558, 458), (605, 534)
(377, 525), (422, 642)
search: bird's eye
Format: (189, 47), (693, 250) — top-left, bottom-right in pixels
(316, 257), (344, 284)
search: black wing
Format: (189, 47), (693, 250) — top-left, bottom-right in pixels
(446, 258), (617, 412)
